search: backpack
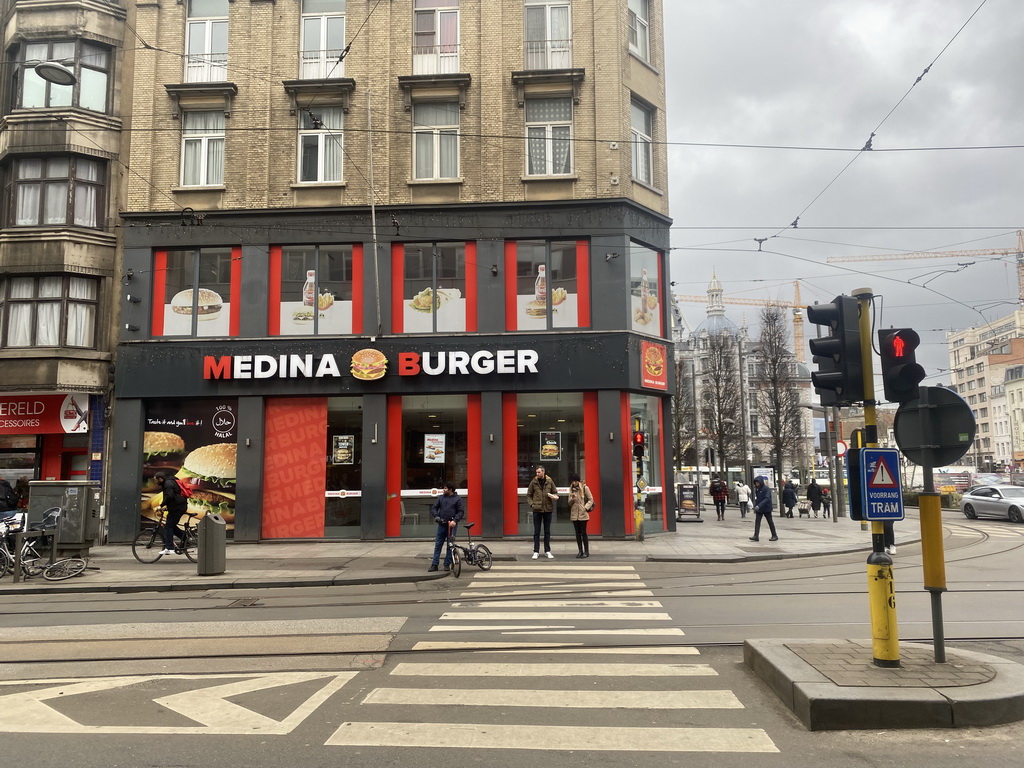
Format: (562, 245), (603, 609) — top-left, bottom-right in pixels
(176, 478), (194, 499)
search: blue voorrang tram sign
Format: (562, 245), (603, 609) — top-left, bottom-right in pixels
(860, 448), (905, 521)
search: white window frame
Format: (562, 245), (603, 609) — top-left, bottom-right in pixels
(298, 107), (344, 183)
(630, 99), (653, 185)
(0, 274), (98, 349)
(524, 1), (572, 70)
(412, 102), (460, 180)
(413, 0), (460, 75)
(185, 0), (228, 83)
(300, 0), (346, 79)
(181, 111), (225, 187)
(628, 0), (650, 62)
(525, 97), (573, 176)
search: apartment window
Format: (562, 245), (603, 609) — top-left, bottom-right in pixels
(967, 381), (975, 391)
(525, 1), (571, 69)
(15, 40), (110, 113)
(298, 107), (343, 182)
(628, 0), (650, 61)
(966, 365), (975, 375)
(978, 377), (985, 387)
(413, 0), (460, 75)
(631, 99), (653, 184)
(978, 362), (985, 372)
(412, 102), (459, 180)
(979, 392), (987, 403)
(301, 0), (346, 79)
(7, 157), (103, 228)
(185, 0), (228, 83)
(525, 98), (572, 175)
(750, 414), (759, 436)
(181, 111), (225, 187)
(980, 408), (989, 418)
(0, 275), (97, 348)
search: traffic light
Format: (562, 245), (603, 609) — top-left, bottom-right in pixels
(807, 295), (864, 406)
(633, 431), (645, 458)
(877, 328), (925, 403)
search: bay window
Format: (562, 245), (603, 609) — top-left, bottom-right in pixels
(15, 40), (111, 113)
(301, 0), (346, 79)
(0, 275), (97, 348)
(8, 156), (103, 228)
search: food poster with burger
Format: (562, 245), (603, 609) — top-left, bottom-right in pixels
(630, 250), (662, 335)
(515, 244), (578, 330)
(142, 400), (238, 534)
(640, 340), (668, 390)
(160, 248), (233, 338)
(540, 431), (561, 462)
(277, 248), (354, 335)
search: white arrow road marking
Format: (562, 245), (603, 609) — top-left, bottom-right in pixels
(0, 673), (356, 734)
(390, 663), (715, 677)
(326, 723), (778, 752)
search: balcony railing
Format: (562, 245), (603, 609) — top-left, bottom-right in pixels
(301, 49), (346, 80)
(185, 54), (228, 83)
(412, 44), (460, 75)
(524, 39), (572, 70)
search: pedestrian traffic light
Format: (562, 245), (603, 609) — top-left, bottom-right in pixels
(877, 328), (925, 403)
(807, 295), (865, 406)
(632, 431), (645, 458)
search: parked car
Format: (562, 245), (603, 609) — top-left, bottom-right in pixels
(960, 485), (1024, 523)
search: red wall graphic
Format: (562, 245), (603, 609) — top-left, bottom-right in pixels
(262, 398), (328, 538)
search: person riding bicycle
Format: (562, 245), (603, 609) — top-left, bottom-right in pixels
(428, 482), (464, 572)
(154, 472), (188, 556)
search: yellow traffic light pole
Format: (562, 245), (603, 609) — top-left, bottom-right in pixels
(854, 288), (900, 668)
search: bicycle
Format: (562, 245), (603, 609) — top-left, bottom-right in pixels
(0, 508), (59, 580)
(42, 553), (97, 581)
(132, 509), (199, 563)
(446, 522), (492, 578)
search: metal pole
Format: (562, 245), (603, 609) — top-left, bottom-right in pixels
(738, 338), (750, 483)
(692, 357), (702, 486)
(916, 386), (947, 663)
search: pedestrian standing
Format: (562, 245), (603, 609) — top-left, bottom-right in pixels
(527, 466), (558, 559)
(821, 487), (832, 518)
(710, 475), (728, 520)
(782, 480), (798, 518)
(428, 483), (465, 572)
(806, 478), (823, 518)
(735, 480), (751, 518)
(568, 475), (594, 558)
(749, 475), (779, 542)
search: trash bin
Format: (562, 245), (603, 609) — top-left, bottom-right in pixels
(197, 514), (227, 576)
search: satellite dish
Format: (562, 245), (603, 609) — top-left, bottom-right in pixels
(34, 62), (77, 86)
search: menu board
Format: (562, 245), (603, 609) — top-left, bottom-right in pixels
(540, 431), (561, 461)
(424, 433), (446, 464)
(332, 434), (355, 465)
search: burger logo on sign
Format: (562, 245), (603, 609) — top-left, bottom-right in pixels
(644, 345), (665, 377)
(350, 348), (388, 381)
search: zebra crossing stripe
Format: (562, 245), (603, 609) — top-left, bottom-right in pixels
(411, 642), (699, 654)
(439, 612), (671, 621)
(459, 590), (656, 597)
(474, 572), (642, 580)
(450, 600), (663, 609)
(465, 581), (644, 589)
(493, 565), (639, 570)
(362, 687), (739, 708)
(325, 722), (778, 752)
(428, 625), (574, 632)
(502, 628), (687, 636)
(390, 662), (715, 677)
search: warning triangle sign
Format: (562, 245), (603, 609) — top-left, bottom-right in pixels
(868, 458), (898, 488)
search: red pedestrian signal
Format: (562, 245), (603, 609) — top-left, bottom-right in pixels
(633, 431), (645, 458)
(878, 328), (925, 403)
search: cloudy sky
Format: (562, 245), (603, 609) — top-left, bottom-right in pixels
(663, 0), (1022, 383)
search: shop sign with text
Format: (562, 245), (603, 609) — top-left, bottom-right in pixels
(0, 394), (89, 435)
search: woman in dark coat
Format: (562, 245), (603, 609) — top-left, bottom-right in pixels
(781, 481), (798, 518)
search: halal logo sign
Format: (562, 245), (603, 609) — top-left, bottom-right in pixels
(213, 404), (236, 439)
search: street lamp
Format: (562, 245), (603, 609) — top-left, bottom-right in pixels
(34, 61), (77, 86)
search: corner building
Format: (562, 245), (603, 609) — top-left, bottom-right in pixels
(110, 0), (674, 543)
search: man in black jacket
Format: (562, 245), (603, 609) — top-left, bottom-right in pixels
(428, 483), (465, 572)
(0, 476), (19, 521)
(154, 472), (187, 555)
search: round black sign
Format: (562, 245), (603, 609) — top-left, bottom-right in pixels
(894, 386), (976, 466)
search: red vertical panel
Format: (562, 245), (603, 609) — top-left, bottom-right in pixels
(504, 241), (518, 331)
(229, 246), (242, 336)
(465, 241), (478, 332)
(352, 243), (364, 335)
(467, 394), (482, 525)
(151, 250), (167, 336)
(576, 240), (591, 328)
(385, 396), (403, 537)
(621, 392), (634, 534)
(658, 397), (668, 530)
(391, 243), (405, 334)
(40, 435), (63, 480)
(502, 393), (519, 534)
(262, 398), (327, 538)
(583, 392), (602, 535)
(267, 245), (282, 335)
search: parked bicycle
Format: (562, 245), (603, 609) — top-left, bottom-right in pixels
(446, 522), (492, 577)
(0, 508), (59, 580)
(132, 509), (199, 563)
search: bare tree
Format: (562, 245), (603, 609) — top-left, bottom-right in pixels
(700, 332), (743, 475)
(672, 356), (697, 468)
(753, 306), (803, 483)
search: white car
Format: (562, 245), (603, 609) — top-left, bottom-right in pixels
(959, 485), (1024, 523)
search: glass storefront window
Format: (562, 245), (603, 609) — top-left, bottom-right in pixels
(402, 242), (466, 333)
(629, 244), (662, 336)
(514, 240), (579, 330)
(631, 393), (663, 524)
(159, 247), (234, 337)
(399, 394), (467, 537)
(325, 397), (361, 536)
(0, 435), (38, 479)
(278, 245), (354, 335)
(515, 392), (584, 535)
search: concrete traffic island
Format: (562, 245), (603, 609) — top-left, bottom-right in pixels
(745, 638), (1024, 730)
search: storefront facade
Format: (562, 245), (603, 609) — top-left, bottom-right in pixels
(108, 200), (674, 542)
(0, 393), (103, 486)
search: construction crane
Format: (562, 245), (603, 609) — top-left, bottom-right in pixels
(675, 281), (806, 362)
(826, 230), (1024, 303)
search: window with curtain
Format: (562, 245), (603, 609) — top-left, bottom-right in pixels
(7, 156), (104, 228)
(300, 0), (346, 79)
(185, 0), (229, 82)
(181, 111), (225, 187)
(413, 0), (459, 74)
(524, 1), (571, 69)
(525, 97), (572, 176)
(15, 40), (111, 114)
(412, 102), (459, 180)
(0, 275), (97, 348)
(298, 107), (344, 183)
(628, 0), (650, 62)
(630, 99), (653, 185)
